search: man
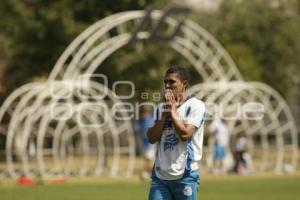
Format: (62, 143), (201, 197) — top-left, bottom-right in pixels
(209, 116), (229, 175)
(147, 66), (205, 200)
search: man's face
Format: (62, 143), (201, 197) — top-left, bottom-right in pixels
(164, 73), (187, 98)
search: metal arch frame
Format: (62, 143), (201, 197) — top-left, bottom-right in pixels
(217, 86), (273, 171)
(189, 81), (298, 171)
(0, 82), (44, 135)
(22, 99), (92, 178)
(187, 83), (258, 170)
(190, 81), (292, 172)
(242, 82), (297, 172)
(29, 83), (115, 177)
(0, 81), (134, 178)
(48, 10), (243, 81)
(1, 83), (87, 177)
(9, 81), (132, 178)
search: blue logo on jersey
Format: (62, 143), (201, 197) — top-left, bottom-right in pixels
(163, 133), (179, 151)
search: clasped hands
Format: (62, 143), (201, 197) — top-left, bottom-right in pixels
(164, 89), (182, 112)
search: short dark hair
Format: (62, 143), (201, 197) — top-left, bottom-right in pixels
(165, 66), (190, 87)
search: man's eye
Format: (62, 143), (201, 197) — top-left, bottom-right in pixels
(164, 80), (175, 84)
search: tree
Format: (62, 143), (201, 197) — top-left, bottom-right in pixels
(0, 0), (172, 102)
(195, 0), (300, 101)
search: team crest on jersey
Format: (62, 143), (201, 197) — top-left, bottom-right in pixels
(163, 133), (179, 151)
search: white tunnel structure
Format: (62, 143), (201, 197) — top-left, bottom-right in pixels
(189, 81), (298, 172)
(0, 80), (134, 178)
(0, 10), (298, 178)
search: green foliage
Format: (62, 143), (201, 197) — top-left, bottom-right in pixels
(196, 0), (300, 99)
(0, 0), (172, 101)
(225, 43), (262, 82)
(0, 0), (78, 92)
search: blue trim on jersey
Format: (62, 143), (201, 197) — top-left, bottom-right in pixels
(199, 112), (206, 127)
(184, 138), (194, 176)
(178, 96), (192, 109)
(185, 106), (191, 117)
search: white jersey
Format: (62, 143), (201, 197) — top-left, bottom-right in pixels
(209, 118), (229, 147)
(153, 97), (205, 180)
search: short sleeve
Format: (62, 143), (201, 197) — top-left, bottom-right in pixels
(184, 100), (205, 128)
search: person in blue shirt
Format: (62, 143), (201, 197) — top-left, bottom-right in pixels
(135, 105), (155, 180)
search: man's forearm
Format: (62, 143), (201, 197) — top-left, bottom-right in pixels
(147, 113), (167, 144)
(171, 108), (194, 141)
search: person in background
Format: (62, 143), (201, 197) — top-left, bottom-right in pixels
(232, 132), (253, 175)
(209, 116), (230, 175)
(135, 105), (156, 180)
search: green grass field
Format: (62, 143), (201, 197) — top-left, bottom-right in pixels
(1, 174), (300, 200)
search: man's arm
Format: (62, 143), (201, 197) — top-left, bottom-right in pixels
(147, 112), (168, 144)
(164, 89), (197, 141)
(170, 108), (197, 141)
(165, 89), (204, 141)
